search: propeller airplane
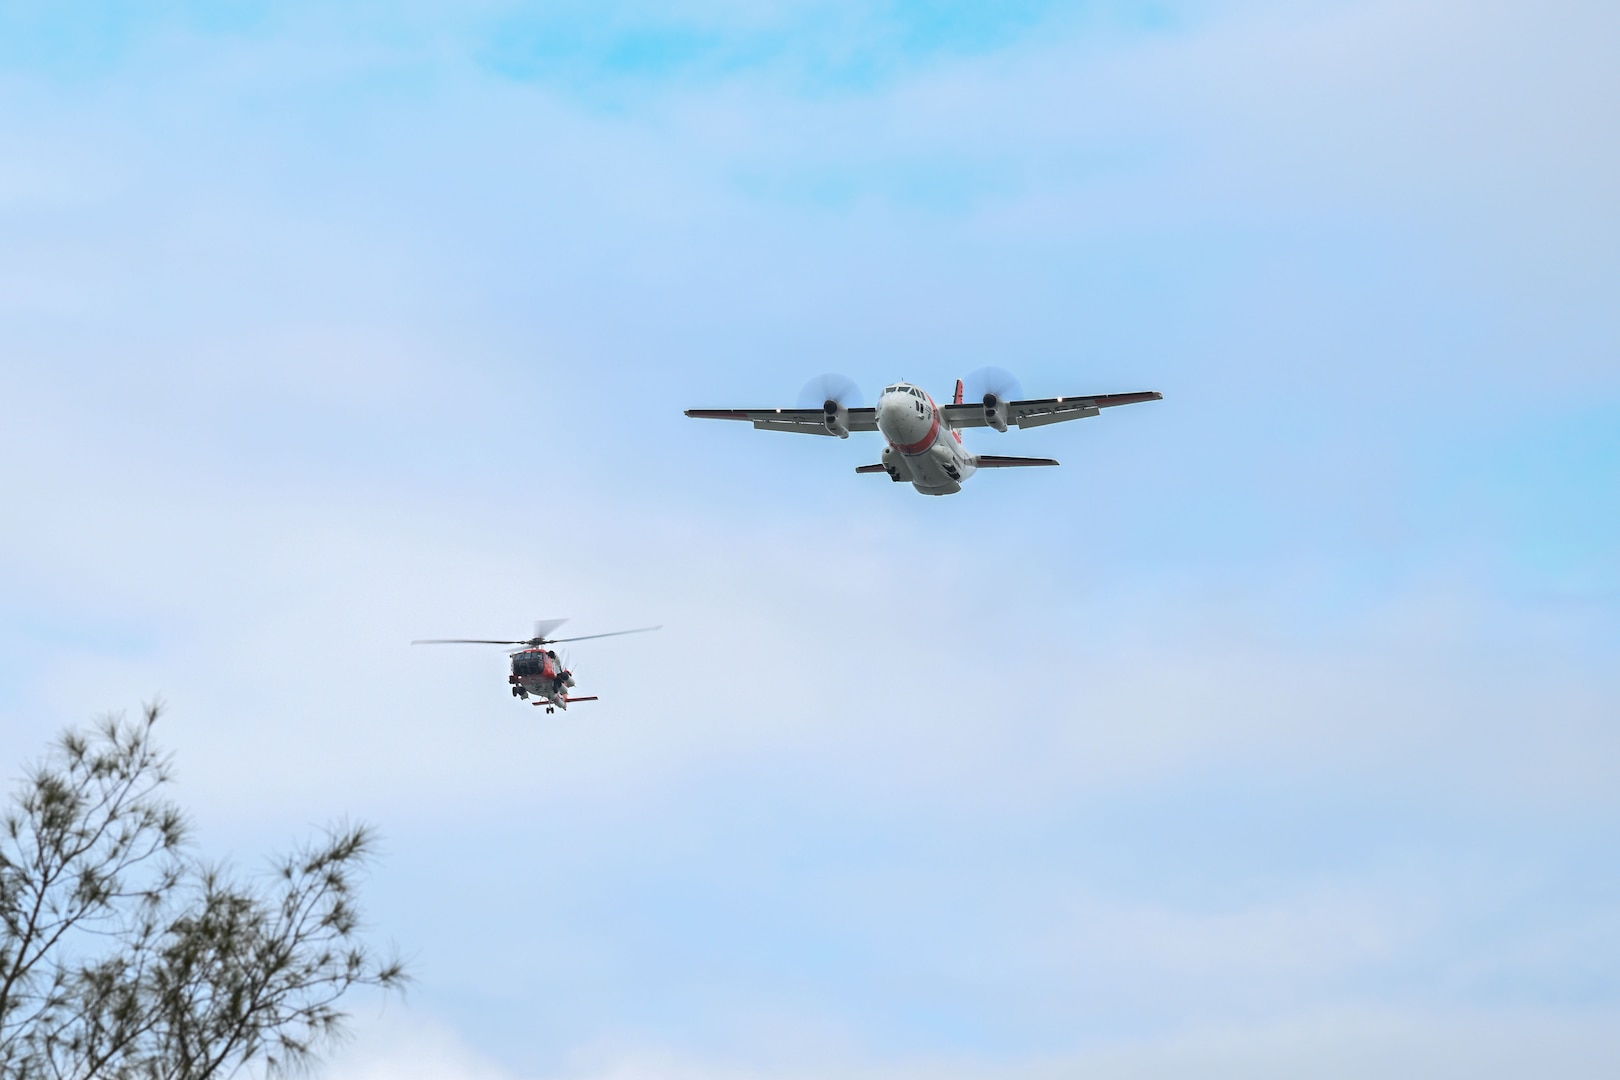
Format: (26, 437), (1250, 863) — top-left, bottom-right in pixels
(412, 619), (660, 713)
(687, 374), (1161, 496)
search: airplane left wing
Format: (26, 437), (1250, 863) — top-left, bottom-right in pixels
(685, 406), (878, 436)
(942, 390), (1161, 430)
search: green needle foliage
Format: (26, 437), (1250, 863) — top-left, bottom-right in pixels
(0, 704), (406, 1079)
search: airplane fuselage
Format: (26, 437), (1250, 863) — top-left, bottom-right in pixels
(875, 383), (975, 496)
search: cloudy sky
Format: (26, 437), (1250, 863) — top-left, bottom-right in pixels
(2, 1), (1618, 1076)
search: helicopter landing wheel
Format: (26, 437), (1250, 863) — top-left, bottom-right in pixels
(546, 707), (555, 714)
(511, 686), (520, 697)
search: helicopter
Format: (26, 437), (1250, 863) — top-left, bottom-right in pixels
(412, 619), (660, 713)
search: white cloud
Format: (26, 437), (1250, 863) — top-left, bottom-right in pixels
(322, 1014), (522, 1080)
(321, 1003), (1620, 1080)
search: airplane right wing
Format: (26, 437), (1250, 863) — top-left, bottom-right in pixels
(941, 390), (1161, 430)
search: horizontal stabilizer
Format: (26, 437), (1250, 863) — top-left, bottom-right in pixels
(855, 464), (887, 474)
(974, 455), (1060, 468)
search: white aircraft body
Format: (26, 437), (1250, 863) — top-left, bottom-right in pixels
(687, 380), (1162, 496)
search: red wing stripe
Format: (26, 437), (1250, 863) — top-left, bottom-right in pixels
(1090, 391), (1163, 407)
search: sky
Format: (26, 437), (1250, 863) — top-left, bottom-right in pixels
(1, 0), (1618, 1076)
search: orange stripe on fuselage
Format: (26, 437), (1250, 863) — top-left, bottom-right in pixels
(894, 412), (940, 455)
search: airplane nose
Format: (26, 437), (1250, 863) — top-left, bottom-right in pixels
(877, 393), (910, 437)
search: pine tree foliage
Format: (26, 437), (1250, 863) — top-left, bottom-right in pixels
(0, 704), (405, 1079)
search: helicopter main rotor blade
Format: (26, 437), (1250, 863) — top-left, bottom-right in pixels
(411, 639), (530, 646)
(545, 625), (663, 644)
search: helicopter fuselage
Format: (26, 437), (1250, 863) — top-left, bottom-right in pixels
(508, 648), (576, 709)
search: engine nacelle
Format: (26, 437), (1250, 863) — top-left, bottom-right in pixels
(822, 399), (851, 439)
(880, 444), (913, 482)
(983, 392), (1010, 432)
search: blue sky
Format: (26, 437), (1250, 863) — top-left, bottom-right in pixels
(2, 1), (1618, 1077)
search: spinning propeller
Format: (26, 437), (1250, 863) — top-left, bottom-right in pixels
(963, 366), (1023, 404)
(798, 374), (864, 439)
(797, 373), (864, 411)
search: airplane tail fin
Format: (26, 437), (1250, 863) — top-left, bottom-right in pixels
(953, 378), (964, 405)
